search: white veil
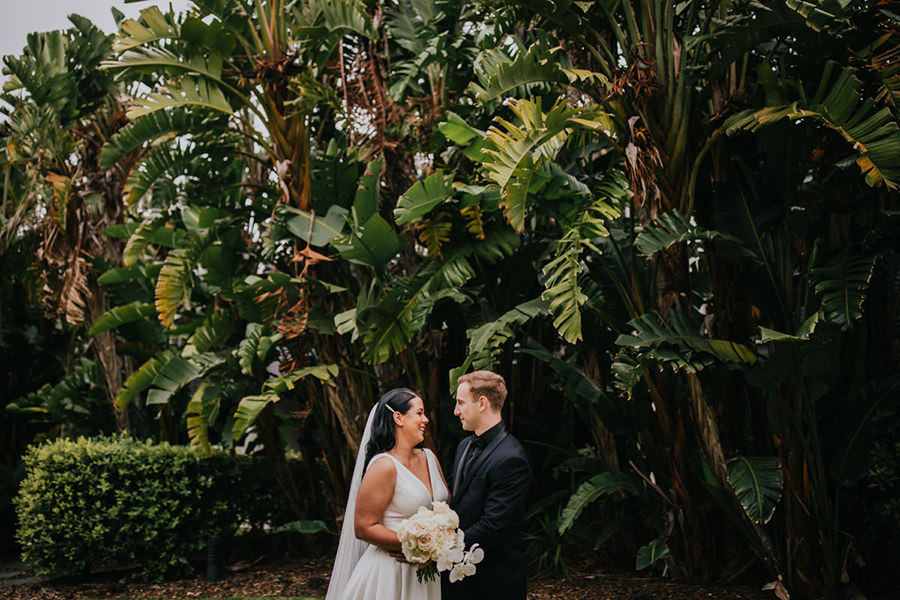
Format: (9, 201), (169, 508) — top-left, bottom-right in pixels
(325, 403), (378, 600)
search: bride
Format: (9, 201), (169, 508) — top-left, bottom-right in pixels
(326, 388), (449, 600)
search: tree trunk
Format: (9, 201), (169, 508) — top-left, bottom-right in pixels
(87, 281), (132, 432)
(258, 402), (307, 521)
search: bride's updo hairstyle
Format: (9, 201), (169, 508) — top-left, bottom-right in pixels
(364, 387), (420, 470)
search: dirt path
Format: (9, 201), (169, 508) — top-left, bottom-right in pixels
(0, 555), (773, 600)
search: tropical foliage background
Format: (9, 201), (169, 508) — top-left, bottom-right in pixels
(3, 0), (900, 598)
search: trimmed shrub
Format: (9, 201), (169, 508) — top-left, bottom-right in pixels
(15, 436), (295, 580)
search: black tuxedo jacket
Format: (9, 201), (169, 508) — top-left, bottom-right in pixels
(441, 422), (531, 600)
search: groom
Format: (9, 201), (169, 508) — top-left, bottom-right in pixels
(443, 370), (531, 600)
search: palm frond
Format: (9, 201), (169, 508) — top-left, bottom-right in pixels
(184, 310), (235, 355)
(726, 64), (900, 188)
(317, 0), (375, 39)
(144, 353), (205, 406)
(383, 0), (437, 56)
(726, 456), (783, 525)
(541, 198), (618, 343)
(359, 231), (519, 364)
(111, 6), (180, 53)
(332, 214), (404, 269)
(394, 170), (455, 226)
(460, 203), (485, 240)
(100, 110), (216, 169)
(156, 240), (208, 328)
(284, 205), (349, 247)
(809, 252), (877, 330)
(635, 209), (751, 260)
(867, 40), (900, 114)
(454, 297), (551, 381)
(615, 308), (757, 373)
(88, 302), (156, 336)
(558, 472), (642, 535)
(611, 352), (650, 395)
(415, 212), (453, 258)
(353, 158), (382, 221)
(470, 45), (608, 102)
(127, 75), (235, 118)
(124, 142), (216, 204)
(542, 252), (588, 343)
(115, 350), (172, 409)
(482, 97), (611, 231)
(236, 322), (282, 376)
(232, 364), (338, 439)
(186, 381), (220, 457)
(784, 0), (854, 32)
(123, 216), (165, 266)
(437, 112), (487, 161)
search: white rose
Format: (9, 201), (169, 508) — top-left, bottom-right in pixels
(418, 531), (436, 553)
(407, 520), (428, 538)
(431, 533), (450, 559)
(433, 513), (450, 527)
(397, 525), (412, 544)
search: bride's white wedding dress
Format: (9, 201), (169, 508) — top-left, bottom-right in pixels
(338, 448), (449, 600)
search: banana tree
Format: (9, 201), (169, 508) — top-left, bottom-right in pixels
(420, 0), (900, 594)
(1, 15), (143, 431)
(563, 1), (900, 594)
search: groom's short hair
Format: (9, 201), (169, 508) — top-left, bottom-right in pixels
(458, 370), (507, 411)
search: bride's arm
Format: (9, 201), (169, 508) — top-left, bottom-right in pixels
(354, 456), (402, 552)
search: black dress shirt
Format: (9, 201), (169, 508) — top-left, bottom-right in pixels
(461, 421), (504, 481)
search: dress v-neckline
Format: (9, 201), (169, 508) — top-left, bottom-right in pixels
(388, 450), (434, 501)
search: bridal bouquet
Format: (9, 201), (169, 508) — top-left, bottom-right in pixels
(397, 501), (484, 583)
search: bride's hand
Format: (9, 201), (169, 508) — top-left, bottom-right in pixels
(388, 551), (408, 563)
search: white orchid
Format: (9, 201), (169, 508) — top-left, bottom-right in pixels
(397, 503), (484, 584)
(449, 562), (477, 582)
(464, 544), (484, 565)
(437, 547), (464, 572)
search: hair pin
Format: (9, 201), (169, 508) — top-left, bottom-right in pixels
(384, 404), (397, 414)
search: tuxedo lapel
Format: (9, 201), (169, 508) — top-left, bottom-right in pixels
(453, 430), (508, 500)
(452, 437), (474, 495)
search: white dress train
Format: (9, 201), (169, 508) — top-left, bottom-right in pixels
(339, 448), (449, 600)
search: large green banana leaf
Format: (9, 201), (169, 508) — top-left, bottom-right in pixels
(726, 64), (900, 189)
(727, 456), (783, 525)
(558, 471), (642, 535)
(232, 364), (338, 439)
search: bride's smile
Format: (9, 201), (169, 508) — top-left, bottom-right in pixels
(395, 396), (429, 445)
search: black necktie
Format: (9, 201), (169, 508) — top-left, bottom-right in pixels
(461, 436), (485, 481)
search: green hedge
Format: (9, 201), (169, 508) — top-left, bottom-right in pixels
(15, 436), (298, 580)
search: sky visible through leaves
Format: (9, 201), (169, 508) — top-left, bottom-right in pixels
(0, 0), (192, 65)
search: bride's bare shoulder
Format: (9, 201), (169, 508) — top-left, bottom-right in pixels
(359, 454), (396, 488)
(370, 453), (399, 473)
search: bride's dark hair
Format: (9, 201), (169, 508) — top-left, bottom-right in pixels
(364, 387), (420, 470)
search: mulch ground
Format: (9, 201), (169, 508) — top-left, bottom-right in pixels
(0, 554), (775, 600)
